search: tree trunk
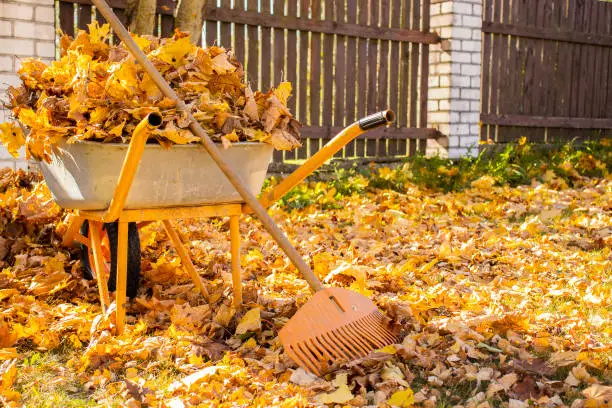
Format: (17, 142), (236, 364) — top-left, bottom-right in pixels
(124, 0), (139, 31)
(132, 0), (157, 35)
(175, 0), (206, 44)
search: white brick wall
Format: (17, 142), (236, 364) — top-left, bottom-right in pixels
(427, 0), (482, 158)
(0, 0), (54, 170)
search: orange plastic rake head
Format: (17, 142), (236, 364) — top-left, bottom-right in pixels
(279, 287), (396, 376)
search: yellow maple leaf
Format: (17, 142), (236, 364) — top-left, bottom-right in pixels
(87, 21), (110, 44)
(0, 122), (25, 157)
(151, 36), (195, 67)
(273, 82), (292, 105)
(388, 389), (415, 407)
(235, 308), (261, 334)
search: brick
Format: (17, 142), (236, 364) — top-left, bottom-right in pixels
(441, 2), (453, 14)
(435, 63), (452, 75)
(453, 51), (472, 63)
(0, 3), (34, 20)
(34, 6), (54, 23)
(451, 123), (470, 135)
(440, 26), (452, 39)
(428, 76), (440, 87)
(453, 2), (473, 15)
(0, 20), (12, 36)
(440, 51), (452, 62)
(429, 87), (451, 100)
(461, 89), (480, 100)
(460, 112), (479, 122)
(472, 29), (482, 40)
(452, 100), (471, 111)
(461, 135), (480, 146)
(439, 99), (450, 110)
(449, 147), (469, 158)
(471, 52), (481, 64)
(14, 21), (54, 40)
(1, 38), (34, 56)
(461, 40), (480, 52)
(16, 0), (53, 4)
(450, 88), (460, 98)
(470, 76), (480, 87)
(36, 41), (55, 58)
(450, 112), (461, 122)
(440, 76), (450, 87)
(429, 111), (450, 124)
(427, 100), (439, 111)
(0, 56), (12, 72)
(462, 15), (481, 28)
(451, 63), (462, 75)
(430, 3), (441, 16)
(453, 27), (473, 40)
(431, 14), (454, 27)
(451, 75), (471, 87)
(461, 63), (480, 76)
(470, 124), (480, 134)
(437, 123), (450, 135)
(470, 101), (480, 111)
(448, 136), (461, 148)
(473, 4), (483, 16)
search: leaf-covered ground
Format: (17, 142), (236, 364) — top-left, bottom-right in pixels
(0, 167), (610, 407)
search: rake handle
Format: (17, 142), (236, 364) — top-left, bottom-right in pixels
(91, 0), (328, 292)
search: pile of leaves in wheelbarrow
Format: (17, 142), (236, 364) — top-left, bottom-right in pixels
(0, 165), (610, 407)
(0, 22), (300, 162)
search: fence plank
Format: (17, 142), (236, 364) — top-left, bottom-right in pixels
(322, 0), (334, 135)
(366, 0), (379, 157)
(480, 0), (492, 141)
(219, 0), (232, 48)
(233, 0), (246, 66)
(387, 0), (401, 155)
(418, 0), (430, 153)
(272, 0), (286, 163)
(356, 0), (368, 158)
(296, 0), (309, 159)
(77, 3), (92, 30)
(246, 0), (259, 86)
(333, 0), (347, 158)
(344, 0), (358, 157)
(407, 0), (420, 154)
(376, 0), (389, 156)
(309, 1), (323, 157)
(261, 0), (272, 91)
(59, 2), (75, 37)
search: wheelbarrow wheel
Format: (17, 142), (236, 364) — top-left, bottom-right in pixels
(80, 221), (142, 298)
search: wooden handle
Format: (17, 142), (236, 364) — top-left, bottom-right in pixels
(91, 0), (325, 292)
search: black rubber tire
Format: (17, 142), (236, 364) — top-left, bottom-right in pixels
(80, 221), (142, 298)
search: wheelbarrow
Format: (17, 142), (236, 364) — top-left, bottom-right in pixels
(55, 0), (398, 376)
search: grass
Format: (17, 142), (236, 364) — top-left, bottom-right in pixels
(263, 137), (611, 211)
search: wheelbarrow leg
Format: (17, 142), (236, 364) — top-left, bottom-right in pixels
(116, 221), (129, 334)
(162, 220), (209, 300)
(62, 214), (84, 247)
(89, 221), (110, 311)
(230, 215), (242, 307)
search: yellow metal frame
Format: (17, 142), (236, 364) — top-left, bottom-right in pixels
(61, 117), (371, 334)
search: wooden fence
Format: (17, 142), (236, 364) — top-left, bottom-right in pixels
(481, 0), (612, 143)
(56, 0), (442, 163)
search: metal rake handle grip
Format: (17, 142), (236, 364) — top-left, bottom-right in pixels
(91, 0), (325, 293)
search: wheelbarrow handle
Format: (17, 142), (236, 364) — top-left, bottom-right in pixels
(248, 110), (395, 212)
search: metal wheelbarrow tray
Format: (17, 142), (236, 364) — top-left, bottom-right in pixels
(41, 140), (273, 210)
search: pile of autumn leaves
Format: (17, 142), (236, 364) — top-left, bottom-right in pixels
(0, 166), (610, 407)
(0, 22), (300, 162)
